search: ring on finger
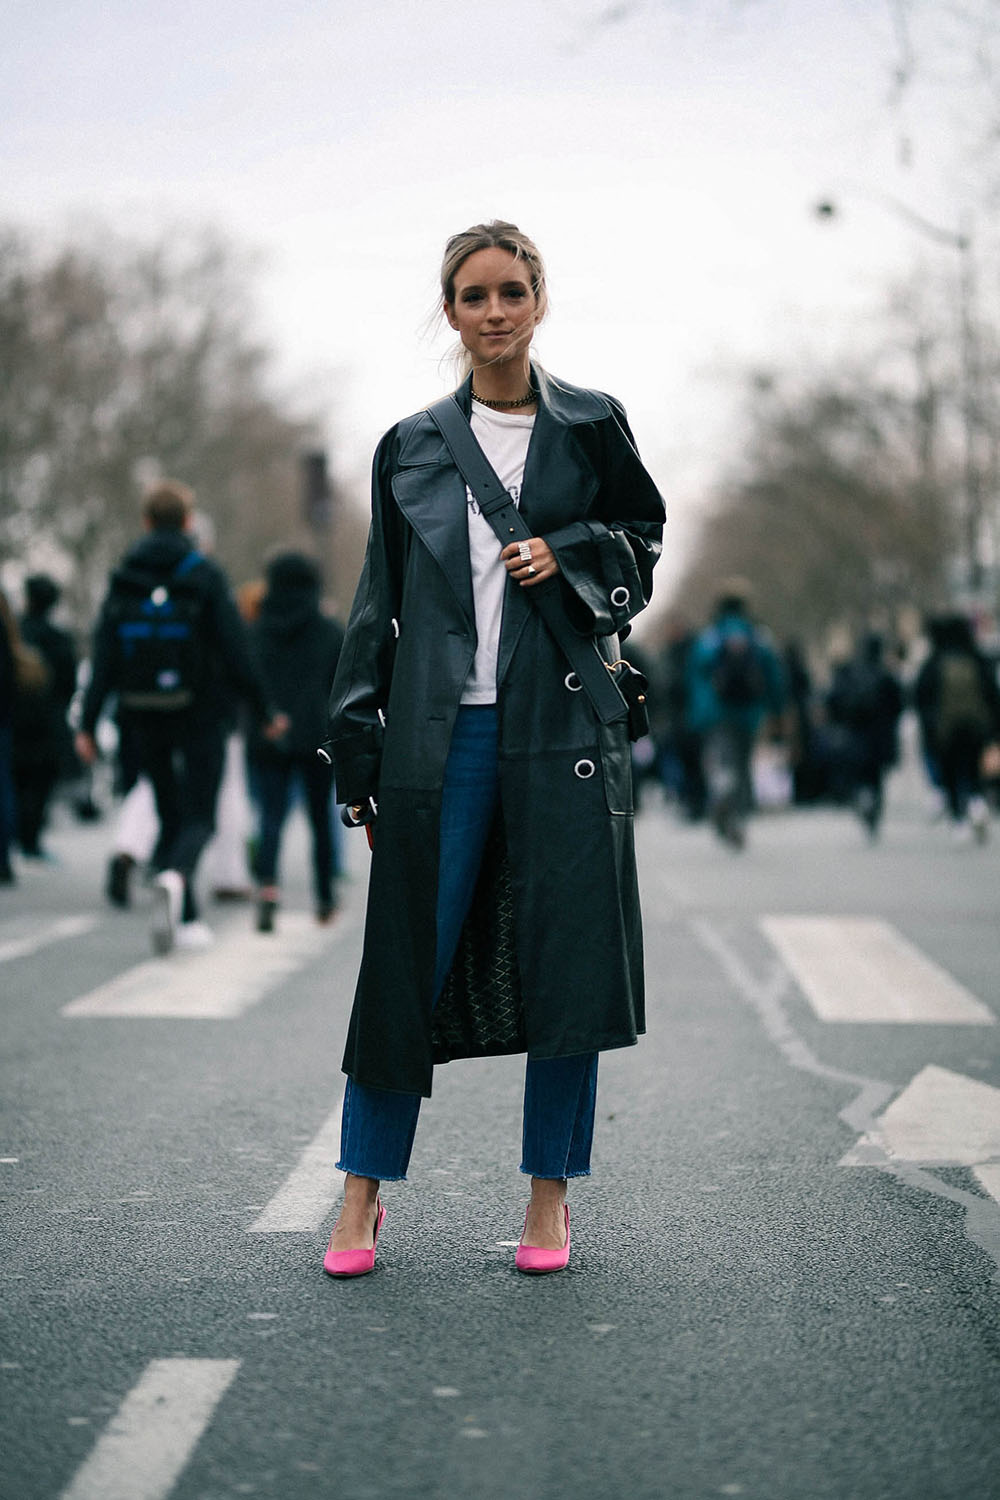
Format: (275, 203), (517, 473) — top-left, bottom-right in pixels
(526, 564), (537, 576)
(517, 541), (532, 563)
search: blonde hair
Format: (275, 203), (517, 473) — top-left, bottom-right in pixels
(439, 220), (548, 379)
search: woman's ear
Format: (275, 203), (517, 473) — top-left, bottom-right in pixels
(443, 299), (459, 331)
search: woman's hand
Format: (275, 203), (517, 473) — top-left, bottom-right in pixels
(501, 537), (560, 588)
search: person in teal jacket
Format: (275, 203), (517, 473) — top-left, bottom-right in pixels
(686, 583), (785, 847)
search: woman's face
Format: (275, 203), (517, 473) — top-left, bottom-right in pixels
(444, 247), (540, 368)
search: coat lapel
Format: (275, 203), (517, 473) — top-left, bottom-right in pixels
(496, 376), (601, 686)
(390, 371), (604, 662)
(520, 373), (601, 533)
(392, 460), (475, 630)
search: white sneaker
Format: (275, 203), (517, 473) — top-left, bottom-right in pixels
(968, 797), (990, 844)
(151, 870), (184, 954)
(175, 919), (215, 950)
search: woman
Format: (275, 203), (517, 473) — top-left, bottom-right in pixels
(324, 221), (665, 1276)
(247, 551), (344, 929)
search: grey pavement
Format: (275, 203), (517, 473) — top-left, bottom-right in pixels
(2, 738), (1000, 1500)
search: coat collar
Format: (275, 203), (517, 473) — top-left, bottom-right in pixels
(390, 367), (607, 632)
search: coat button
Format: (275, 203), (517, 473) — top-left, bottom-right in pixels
(610, 586), (630, 608)
(574, 759), (596, 779)
(564, 672), (582, 691)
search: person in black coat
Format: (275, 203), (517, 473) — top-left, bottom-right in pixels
(12, 574), (78, 858)
(825, 632), (904, 838)
(0, 590), (19, 884)
(914, 613), (1000, 841)
(246, 551), (344, 930)
(322, 221), (664, 1277)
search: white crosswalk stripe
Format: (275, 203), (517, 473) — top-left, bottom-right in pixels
(0, 915), (99, 965)
(58, 1358), (240, 1500)
(760, 915), (994, 1024)
(247, 1097), (345, 1232)
(841, 1064), (1000, 1169)
(61, 912), (352, 1018)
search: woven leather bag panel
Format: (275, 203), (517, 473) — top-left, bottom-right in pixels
(432, 816), (527, 1061)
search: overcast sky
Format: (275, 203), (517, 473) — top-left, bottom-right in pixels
(3, 0), (989, 580)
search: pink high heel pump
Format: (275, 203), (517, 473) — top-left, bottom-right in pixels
(323, 1199), (386, 1278)
(515, 1203), (570, 1274)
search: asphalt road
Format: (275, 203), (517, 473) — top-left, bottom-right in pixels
(2, 744), (1000, 1500)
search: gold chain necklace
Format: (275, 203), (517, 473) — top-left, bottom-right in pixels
(471, 388), (536, 409)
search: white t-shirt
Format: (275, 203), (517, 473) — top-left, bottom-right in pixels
(461, 403), (536, 705)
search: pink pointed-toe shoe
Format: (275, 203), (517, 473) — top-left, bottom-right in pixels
(515, 1203), (570, 1274)
(323, 1199), (386, 1278)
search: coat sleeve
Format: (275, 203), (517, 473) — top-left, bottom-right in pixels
(542, 397), (665, 638)
(79, 593), (119, 736)
(200, 561), (274, 725)
(326, 429), (406, 806)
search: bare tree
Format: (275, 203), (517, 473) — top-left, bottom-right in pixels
(0, 225), (325, 625)
(670, 361), (956, 649)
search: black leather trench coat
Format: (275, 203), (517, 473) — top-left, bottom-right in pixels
(328, 368), (665, 1096)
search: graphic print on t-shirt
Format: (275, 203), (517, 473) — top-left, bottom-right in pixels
(462, 406), (535, 705)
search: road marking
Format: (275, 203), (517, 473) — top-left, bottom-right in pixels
(760, 916), (994, 1024)
(0, 915), (98, 965)
(61, 913), (349, 1018)
(841, 1065), (1000, 1166)
(974, 1165), (1000, 1207)
(58, 1358), (239, 1500)
(247, 1097), (345, 1232)
(693, 918), (1000, 1277)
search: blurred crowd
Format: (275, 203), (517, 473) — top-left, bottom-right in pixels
(0, 479), (344, 953)
(2, 524), (1000, 940)
(628, 582), (1000, 850)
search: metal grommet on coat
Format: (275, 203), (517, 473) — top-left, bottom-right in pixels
(391, 618), (400, 638)
(610, 586), (630, 608)
(574, 759), (596, 779)
(564, 672), (582, 692)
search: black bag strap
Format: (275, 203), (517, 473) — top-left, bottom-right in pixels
(427, 395), (628, 727)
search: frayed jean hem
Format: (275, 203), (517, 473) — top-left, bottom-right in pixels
(335, 1160), (408, 1183)
(519, 1165), (592, 1179)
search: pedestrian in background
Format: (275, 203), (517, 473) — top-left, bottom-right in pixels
(246, 550), (344, 932)
(914, 613), (1000, 843)
(0, 589), (22, 885)
(782, 639), (824, 805)
(323, 220), (664, 1277)
(651, 612), (705, 820)
(75, 480), (287, 952)
(686, 583), (785, 848)
(12, 574), (78, 860)
(825, 631), (904, 839)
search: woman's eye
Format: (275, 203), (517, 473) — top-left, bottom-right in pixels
(462, 291), (484, 304)
(505, 288), (527, 299)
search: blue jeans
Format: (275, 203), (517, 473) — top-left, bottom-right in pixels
(337, 705), (598, 1182)
(252, 753), (342, 906)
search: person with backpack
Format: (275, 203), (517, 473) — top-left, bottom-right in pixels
(686, 583), (785, 848)
(825, 632), (904, 839)
(75, 480), (287, 951)
(914, 613), (1000, 843)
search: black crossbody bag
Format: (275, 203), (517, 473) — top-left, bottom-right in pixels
(427, 395), (649, 741)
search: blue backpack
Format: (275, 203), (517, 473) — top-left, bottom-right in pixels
(711, 630), (767, 707)
(110, 551), (207, 710)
